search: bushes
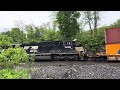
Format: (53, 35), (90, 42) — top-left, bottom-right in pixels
(77, 26), (106, 53)
(0, 46), (34, 69)
(0, 45), (34, 79)
(0, 35), (13, 49)
(0, 69), (31, 79)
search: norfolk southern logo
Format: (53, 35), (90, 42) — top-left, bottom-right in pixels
(118, 49), (120, 54)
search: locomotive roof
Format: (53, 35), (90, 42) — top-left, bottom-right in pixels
(18, 40), (77, 46)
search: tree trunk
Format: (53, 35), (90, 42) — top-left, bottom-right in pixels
(88, 21), (92, 35)
(86, 11), (93, 36)
(94, 11), (97, 37)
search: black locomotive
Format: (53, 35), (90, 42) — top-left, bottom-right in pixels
(20, 40), (85, 60)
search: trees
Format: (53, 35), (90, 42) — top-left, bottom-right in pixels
(25, 25), (36, 43)
(1, 28), (26, 44)
(10, 28), (26, 43)
(83, 11), (100, 37)
(1, 31), (11, 36)
(56, 11), (80, 40)
(14, 20), (26, 43)
(23, 24), (61, 44)
(78, 24), (108, 53)
(93, 11), (100, 36)
(83, 11), (93, 35)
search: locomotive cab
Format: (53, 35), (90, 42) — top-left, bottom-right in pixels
(62, 40), (74, 49)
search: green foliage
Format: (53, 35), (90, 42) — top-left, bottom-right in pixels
(56, 11), (80, 40)
(78, 35), (98, 52)
(1, 31), (11, 36)
(1, 22), (62, 44)
(10, 28), (26, 43)
(43, 29), (61, 41)
(0, 28), (33, 79)
(23, 25), (61, 44)
(78, 26), (106, 52)
(0, 46), (34, 69)
(0, 43), (34, 79)
(0, 69), (31, 79)
(0, 35), (13, 49)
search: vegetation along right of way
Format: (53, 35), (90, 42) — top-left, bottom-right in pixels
(0, 35), (35, 79)
(0, 11), (120, 79)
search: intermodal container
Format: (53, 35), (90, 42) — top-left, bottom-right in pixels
(105, 27), (120, 44)
(106, 43), (120, 55)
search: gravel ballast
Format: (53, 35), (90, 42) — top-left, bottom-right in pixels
(31, 62), (120, 79)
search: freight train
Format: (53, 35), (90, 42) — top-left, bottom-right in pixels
(16, 39), (106, 61)
(7, 27), (120, 61)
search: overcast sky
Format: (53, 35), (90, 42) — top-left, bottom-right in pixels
(0, 11), (120, 32)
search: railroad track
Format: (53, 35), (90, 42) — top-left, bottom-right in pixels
(16, 60), (120, 70)
(32, 60), (120, 67)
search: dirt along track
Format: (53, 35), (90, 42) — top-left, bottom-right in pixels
(15, 60), (120, 79)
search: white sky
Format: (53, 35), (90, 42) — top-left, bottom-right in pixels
(0, 11), (120, 32)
